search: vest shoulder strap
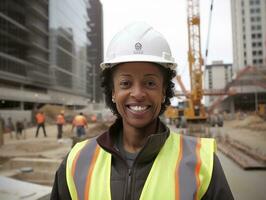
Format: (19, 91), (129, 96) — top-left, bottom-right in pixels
(66, 138), (98, 200)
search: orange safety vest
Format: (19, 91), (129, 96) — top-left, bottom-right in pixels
(36, 113), (45, 124)
(73, 115), (87, 126)
(56, 114), (65, 125)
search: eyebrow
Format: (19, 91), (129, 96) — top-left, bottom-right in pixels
(118, 73), (160, 78)
(144, 74), (160, 78)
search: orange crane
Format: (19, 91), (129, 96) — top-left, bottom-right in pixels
(177, 0), (207, 122)
(165, 0), (217, 128)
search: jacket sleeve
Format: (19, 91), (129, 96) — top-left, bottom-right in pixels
(202, 154), (234, 200)
(50, 156), (71, 200)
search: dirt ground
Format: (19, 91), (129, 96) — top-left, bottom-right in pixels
(1, 114), (265, 160)
(0, 122), (109, 162)
(222, 115), (266, 156)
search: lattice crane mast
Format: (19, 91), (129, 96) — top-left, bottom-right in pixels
(180, 0), (207, 121)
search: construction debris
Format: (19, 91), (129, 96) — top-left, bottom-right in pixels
(218, 136), (266, 170)
(232, 115), (265, 130)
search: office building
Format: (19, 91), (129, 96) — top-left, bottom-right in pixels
(228, 0), (266, 112)
(0, 0), (103, 110)
(231, 0), (266, 71)
(204, 61), (233, 106)
(87, 0), (103, 103)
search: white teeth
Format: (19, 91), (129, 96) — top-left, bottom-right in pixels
(129, 106), (148, 111)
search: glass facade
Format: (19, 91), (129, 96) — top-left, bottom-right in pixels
(0, 0), (103, 108)
(0, 0), (49, 86)
(49, 0), (90, 95)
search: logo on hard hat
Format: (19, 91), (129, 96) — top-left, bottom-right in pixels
(134, 42), (143, 54)
(135, 42), (142, 50)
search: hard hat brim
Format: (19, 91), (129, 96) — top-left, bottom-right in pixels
(100, 55), (177, 70)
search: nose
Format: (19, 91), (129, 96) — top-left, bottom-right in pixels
(130, 83), (145, 101)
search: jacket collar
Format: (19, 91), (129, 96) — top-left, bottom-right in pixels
(97, 118), (170, 164)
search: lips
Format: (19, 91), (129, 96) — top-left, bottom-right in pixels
(126, 104), (150, 114)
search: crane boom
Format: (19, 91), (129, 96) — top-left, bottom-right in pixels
(164, 0), (208, 127)
(187, 0), (204, 106)
(173, 0), (207, 122)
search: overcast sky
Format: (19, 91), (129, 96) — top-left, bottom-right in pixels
(100, 0), (233, 92)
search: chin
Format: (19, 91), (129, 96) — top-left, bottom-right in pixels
(126, 118), (157, 129)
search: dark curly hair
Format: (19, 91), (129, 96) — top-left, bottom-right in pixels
(101, 63), (176, 118)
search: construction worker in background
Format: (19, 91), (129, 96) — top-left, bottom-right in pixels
(6, 117), (15, 139)
(15, 120), (24, 139)
(56, 111), (65, 139)
(51, 22), (233, 200)
(90, 114), (97, 122)
(35, 111), (47, 137)
(71, 112), (88, 138)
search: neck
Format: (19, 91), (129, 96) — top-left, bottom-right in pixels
(122, 119), (158, 153)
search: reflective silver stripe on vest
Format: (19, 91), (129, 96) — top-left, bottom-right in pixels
(179, 135), (199, 200)
(74, 138), (98, 200)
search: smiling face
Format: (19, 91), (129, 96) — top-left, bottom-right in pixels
(112, 62), (165, 130)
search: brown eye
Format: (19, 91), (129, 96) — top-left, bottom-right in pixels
(120, 80), (131, 88)
(145, 80), (157, 88)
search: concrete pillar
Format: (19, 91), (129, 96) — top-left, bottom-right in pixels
(20, 102), (24, 110)
(20, 85), (25, 110)
(230, 97), (235, 116)
(0, 117), (4, 146)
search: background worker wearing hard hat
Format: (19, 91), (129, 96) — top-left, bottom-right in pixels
(35, 111), (47, 138)
(71, 112), (88, 138)
(51, 22), (233, 200)
(56, 111), (65, 139)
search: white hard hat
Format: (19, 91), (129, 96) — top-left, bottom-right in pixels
(100, 22), (177, 70)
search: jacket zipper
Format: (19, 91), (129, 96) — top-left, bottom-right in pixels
(123, 167), (133, 200)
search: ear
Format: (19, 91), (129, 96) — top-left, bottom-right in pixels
(162, 88), (166, 102)
(161, 94), (166, 104)
(112, 91), (115, 103)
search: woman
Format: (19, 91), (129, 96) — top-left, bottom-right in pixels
(51, 22), (233, 200)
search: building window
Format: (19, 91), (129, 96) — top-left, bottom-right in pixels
(252, 51), (257, 56)
(208, 69), (212, 76)
(250, 7), (261, 14)
(257, 33), (262, 38)
(257, 42), (262, 47)
(244, 60), (247, 65)
(253, 59), (257, 64)
(252, 42), (256, 47)
(258, 50), (262, 55)
(258, 59), (263, 64)
(251, 33), (256, 39)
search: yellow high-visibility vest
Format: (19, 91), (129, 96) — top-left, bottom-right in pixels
(66, 132), (216, 200)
